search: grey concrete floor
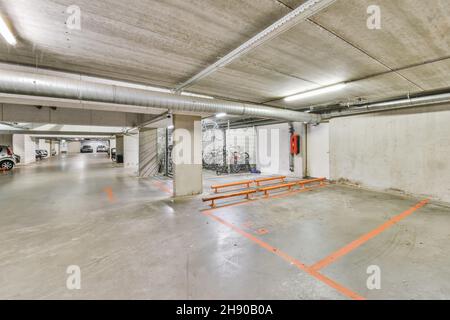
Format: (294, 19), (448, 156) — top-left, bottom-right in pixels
(0, 154), (449, 299)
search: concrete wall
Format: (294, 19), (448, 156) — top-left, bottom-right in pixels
(256, 123), (305, 177)
(0, 134), (13, 146)
(330, 105), (450, 203)
(13, 134), (36, 164)
(307, 123), (330, 179)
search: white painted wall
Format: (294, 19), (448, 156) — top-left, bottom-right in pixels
(330, 105), (450, 203)
(256, 123), (305, 177)
(307, 123), (330, 179)
(12, 134), (36, 164)
(124, 134), (139, 172)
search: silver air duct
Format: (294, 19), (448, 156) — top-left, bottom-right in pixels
(0, 68), (320, 124)
(322, 92), (450, 118)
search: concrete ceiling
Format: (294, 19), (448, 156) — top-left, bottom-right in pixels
(0, 0), (449, 111)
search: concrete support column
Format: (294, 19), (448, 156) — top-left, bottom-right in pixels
(173, 115), (202, 197)
(109, 138), (116, 160)
(115, 135), (124, 163)
(67, 141), (81, 153)
(12, 134), (36, 165)
(124, 134), (139, 174)
(139, 128), (158, 178)
(54, 142), (60, 155)
(39, 139), (50, 155)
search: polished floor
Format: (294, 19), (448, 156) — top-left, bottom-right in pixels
(1, 154), (449, 299)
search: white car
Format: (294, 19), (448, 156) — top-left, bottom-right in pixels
(0, 145), (20, 171)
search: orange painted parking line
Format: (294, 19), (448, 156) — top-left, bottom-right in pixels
(203, 211), (365, 300)
(310, 198), (430, 271)
(104, 187), (116, 203)
(153, 180), (172, 195)
(263, 183), (329, 201)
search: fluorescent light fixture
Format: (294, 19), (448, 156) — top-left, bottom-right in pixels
(215, 112), (227, 118)
(284, 83), (347, 102)
(0, 15), (16, 46)
(167, 125), (174, 130)
(181, 92), (214, 99)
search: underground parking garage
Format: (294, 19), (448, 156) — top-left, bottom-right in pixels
(0, 0), (450, 307)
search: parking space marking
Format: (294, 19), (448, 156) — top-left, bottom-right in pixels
(203, 210), (365, 300)
(104, 187), (116, 202)
(153, 180), (172, 195)
(310, 199), (430, 271)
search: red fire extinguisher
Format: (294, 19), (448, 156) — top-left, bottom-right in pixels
(290, 134), (300, 155)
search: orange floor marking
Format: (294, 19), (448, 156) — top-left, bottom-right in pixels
(263, 183), (329, 201)
(203, 211), (365, 300)
(310, 199), (430, 271)
(104, 187), (116, 203)
(153, 180), (172, 195)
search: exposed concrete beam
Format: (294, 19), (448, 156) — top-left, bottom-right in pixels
(174, 0), (337, 91)
(0, 103), (147, 127)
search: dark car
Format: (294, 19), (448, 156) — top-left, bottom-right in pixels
(96, 145), (108, 153)
(80, 145), (93, 153)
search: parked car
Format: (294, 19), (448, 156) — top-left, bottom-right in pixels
(80, 145), (93, 153)
(0, 145), (20, 171)
(35, 150), (43, 161)
(96, 145), (108, 153)
(35, 149), (48, 160)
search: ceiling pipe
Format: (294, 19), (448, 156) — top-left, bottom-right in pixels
(174, 0), (337, 92)
(125, 112), (171, 135)
(322, 92), (450, 119)
(0, 129), (116, 136)
(0, 67), (320, 124)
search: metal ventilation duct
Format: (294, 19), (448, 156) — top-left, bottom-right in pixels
(0, 67), (320, 124)
(322, 92), (450, 118)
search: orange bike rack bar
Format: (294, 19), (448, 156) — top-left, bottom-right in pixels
(203, 189), (257, 208)
(254, 176), (286, 186)
(211, 180), (254, 193)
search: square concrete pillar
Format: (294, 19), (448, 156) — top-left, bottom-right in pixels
(173, 115), (202, 197)
(139, 128), (158, 178)
(13, 134), (36, 165)
(124, 134), (139, 173)
(115, 135), (124, 163)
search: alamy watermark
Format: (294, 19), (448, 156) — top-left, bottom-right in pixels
(66, 265), (81, 290)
